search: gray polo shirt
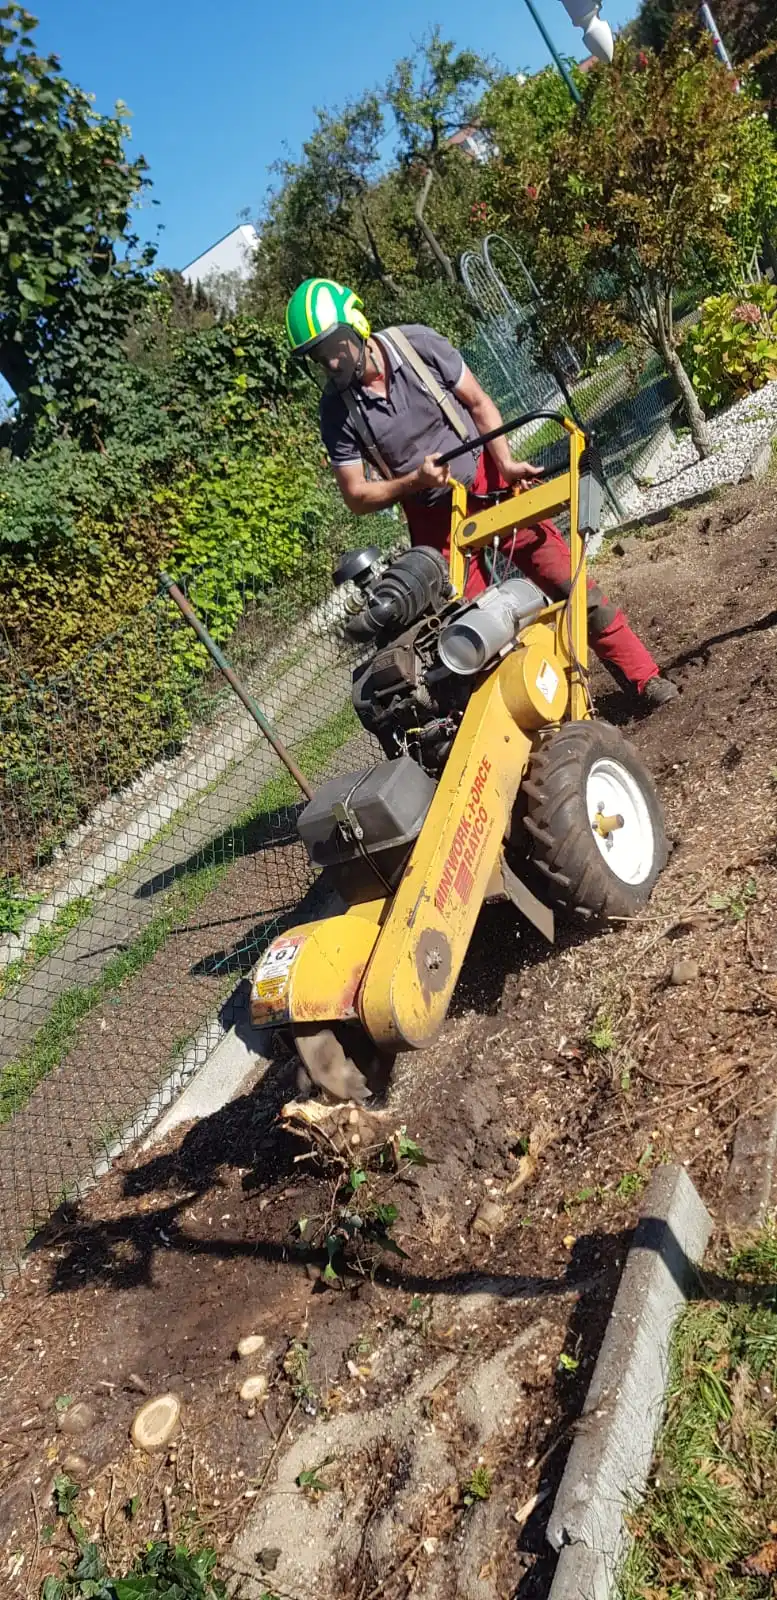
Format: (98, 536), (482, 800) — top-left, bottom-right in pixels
(319, 324), (480, 506)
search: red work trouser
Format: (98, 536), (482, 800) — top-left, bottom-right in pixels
(404, 452), (659, 695)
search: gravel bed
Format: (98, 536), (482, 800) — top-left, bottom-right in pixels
(625, 381), (777, 518)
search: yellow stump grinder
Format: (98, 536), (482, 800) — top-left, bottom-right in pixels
(249, 415), (668, 1099)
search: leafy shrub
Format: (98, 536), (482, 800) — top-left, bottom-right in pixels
(41, 1536), (225, 1599)
(0, 508), (170, 676)
(0, 437), (171, 558)
(682, 283), (777, 411)
(367, 278), (476, 348)
(0, 603), (193, 878)
(0, 294), (361, 881)
(162, 436), (331, 649)
(0, 464), (362, 880)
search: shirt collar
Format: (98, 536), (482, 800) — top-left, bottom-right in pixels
(360, 333), (402, 396)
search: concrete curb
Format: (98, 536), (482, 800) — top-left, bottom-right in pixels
(547, 1165), (712, 1597)
(141, 1017), (271, 1148)
(549, 1546), (610, 1600)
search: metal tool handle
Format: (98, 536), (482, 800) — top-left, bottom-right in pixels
(434, 410), (577, 468)
(160, 573), (315, 801)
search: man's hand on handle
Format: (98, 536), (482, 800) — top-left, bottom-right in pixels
(414, 455), (451, 493)
(500, 459), (545, 491)
(415, 453), (542, 495)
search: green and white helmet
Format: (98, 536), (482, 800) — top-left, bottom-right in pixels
(285, 278), (371, 358)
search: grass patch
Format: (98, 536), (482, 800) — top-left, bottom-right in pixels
(1, 696), (358, 998)
(99, 696), (358, 884)
(0, 895), (94, 999)
(0, 699), (360, 1122)
(233, 699), (360, 822)
(587, 1008), (618, 1052)
(619, 1228), (777, 1600)
(0, 880), (43, 936)
(0, 860), (226, 1124)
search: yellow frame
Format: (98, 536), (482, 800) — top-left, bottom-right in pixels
(447, 418), (589, 722)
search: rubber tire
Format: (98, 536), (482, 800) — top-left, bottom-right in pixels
(521, 720), (668, 921)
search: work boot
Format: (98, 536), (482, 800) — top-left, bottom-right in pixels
(642, 675), (679, 710)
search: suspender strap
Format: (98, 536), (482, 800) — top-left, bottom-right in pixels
(341, 389), (392, 480)
(384, 326), (470, 442)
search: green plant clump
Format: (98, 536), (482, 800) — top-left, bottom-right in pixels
(682, 283), (777, 412)
(41, 1538), (225, 1599)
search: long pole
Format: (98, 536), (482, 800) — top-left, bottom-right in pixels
(699, 3), (734, 72)
(522, 0), (582, 105)
(159, 573), (315, 801)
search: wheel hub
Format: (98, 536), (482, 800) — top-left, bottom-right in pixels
(586, 757), (655, 886)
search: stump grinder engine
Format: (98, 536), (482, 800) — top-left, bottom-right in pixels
(249, 416), (668, 1100)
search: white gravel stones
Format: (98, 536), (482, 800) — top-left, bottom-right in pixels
(631, 381), (777, 518)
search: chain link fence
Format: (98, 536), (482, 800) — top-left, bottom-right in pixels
(0, 536), (399, 1285)
(460, 233), (709, 503)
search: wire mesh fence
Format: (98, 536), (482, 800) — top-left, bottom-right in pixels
(459, 232), (708, 499)
(0, 538), (396, 1285)
(462, 323), (680, 492)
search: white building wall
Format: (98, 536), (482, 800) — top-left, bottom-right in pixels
(181, 225), (260, 306)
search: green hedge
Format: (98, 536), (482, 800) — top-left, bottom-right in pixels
(0, 298), (376, 883)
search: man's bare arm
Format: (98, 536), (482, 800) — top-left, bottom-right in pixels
(454, 366), (543, 489)
(334, 456), (449, 515)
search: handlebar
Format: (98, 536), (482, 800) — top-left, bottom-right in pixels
(434, 410), (584, 469)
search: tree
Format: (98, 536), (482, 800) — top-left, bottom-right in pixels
(634, 0), (777, 111)
(481, 61), (581, 169)
(0, 4), (155, 443)
(386, 28), (495, 287)
(255, 94), (406, 309)
(488, 27), (777, 455)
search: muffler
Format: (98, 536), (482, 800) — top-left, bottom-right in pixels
(437, 577), (548, 676)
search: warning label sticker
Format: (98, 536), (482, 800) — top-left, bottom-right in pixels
(536, 659), (559, 705)
(251, 934), (304, 1020)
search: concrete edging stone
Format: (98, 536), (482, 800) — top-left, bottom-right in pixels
(546, 1164), (712, 1598)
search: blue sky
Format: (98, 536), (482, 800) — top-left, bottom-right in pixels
(31, 0), (639, 271)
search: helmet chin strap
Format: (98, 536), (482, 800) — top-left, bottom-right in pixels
(353, 334), (369, 383)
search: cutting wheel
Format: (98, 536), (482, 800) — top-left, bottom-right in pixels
(293, 1022), (394, 1104)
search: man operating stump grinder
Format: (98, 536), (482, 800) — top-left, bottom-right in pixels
(285, 277), (678, 711)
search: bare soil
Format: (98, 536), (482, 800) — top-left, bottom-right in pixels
(1, 478), (777, 1600)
